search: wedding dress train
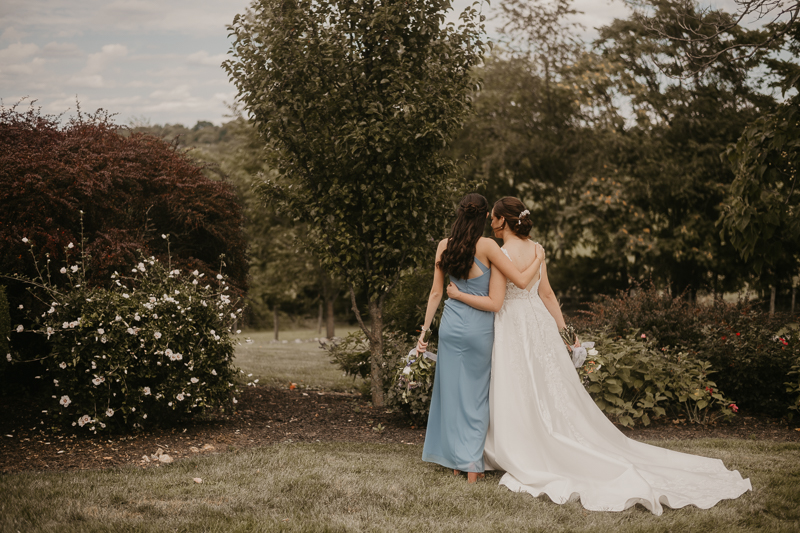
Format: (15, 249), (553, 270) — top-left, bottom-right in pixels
(483, 253), (751, 515)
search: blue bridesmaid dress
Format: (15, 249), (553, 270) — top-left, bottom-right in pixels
(422, 257), (494, 473)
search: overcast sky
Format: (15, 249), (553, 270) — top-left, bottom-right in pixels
(1, 1), (643, 126)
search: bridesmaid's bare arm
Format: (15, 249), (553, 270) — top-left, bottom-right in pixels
(417, 239), (447, 350)
(446, 265), (506, 312)
(480, 239), (544, 289)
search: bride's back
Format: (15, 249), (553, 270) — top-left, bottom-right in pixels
(503, 239), (540, 291)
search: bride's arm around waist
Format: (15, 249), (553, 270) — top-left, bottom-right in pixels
(446, 265), (506, 312)
(537, 261), (566, 330)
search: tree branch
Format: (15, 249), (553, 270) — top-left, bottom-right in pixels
(350, 284), (375, 343)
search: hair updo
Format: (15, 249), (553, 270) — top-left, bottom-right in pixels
(437, 193), (489, 280)
(493, 197), (533, 237)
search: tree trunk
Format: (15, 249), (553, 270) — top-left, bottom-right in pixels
(367, 299), (385, 407)
(770, 285), (776, 316)
(326, 296), (336, 339)
(318, 301), (323, 335)
(273, 305), (279, 341)
(792, 286), (796, 314)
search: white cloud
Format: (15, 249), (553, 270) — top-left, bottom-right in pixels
(0, 42), (39, 63)
(41, 41), (82, 58)
(67, 74), (105, 88)
(0, 26), (27, 42)
(84, 44), (127, 74)
(187, 50), (227, 67)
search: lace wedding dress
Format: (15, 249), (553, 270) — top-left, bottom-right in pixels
(483, 250), (752, 515)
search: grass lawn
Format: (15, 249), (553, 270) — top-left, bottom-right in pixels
(2, 328), (798, 532)
(1, 440), (798, 532)
(234, 328), (361, 392)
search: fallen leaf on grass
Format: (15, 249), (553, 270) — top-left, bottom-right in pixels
(193, 477), (202, 484)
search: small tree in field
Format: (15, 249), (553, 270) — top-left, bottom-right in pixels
(225, 0), (487, 405)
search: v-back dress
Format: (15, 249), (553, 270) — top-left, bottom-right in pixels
(422, 257), (494, 473)
(483, 249), (751, 515)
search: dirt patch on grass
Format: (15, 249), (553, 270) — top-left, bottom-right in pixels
(1, 385), (797, 473)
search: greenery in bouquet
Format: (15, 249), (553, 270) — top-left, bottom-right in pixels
(386, 346), (436, 421)
(5, 233), (242, 433)
(577, 332), (737, 427)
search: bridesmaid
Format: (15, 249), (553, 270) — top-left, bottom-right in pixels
(418, 193), (544, 483)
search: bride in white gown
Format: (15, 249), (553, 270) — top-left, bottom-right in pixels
(446, 197), (751, 515)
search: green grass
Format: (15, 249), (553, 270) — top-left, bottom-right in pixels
(4, 330), (798, 532)
(234, 328), (361, 392)
(1, 440), (798, 532)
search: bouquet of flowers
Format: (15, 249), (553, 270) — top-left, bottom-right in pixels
(386, 329), (437, 419)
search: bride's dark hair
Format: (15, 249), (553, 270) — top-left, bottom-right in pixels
(437, 193), (489, 280)
(493, 197), (533, 237)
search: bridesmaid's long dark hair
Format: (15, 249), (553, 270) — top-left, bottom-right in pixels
(437, 193), (489, 280)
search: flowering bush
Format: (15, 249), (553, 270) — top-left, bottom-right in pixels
(577, 286), (799, 416)
(386, 349), (436, 422)
(6, 236), (242, 433)
(578, 333), (736, 426)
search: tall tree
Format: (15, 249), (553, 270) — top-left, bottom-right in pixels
(224, 0), (486, 405)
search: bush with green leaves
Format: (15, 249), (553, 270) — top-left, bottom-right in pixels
(6, 237), (242, 433)
(578, 333), (737, 427)
(786, 361), (800, 417)
(577, 286), (799, 415)
(327, 329), (408, 400)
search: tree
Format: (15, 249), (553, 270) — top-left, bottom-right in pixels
(224, 0), (486, 405)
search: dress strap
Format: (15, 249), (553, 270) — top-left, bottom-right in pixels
(474, 257), (489, 273)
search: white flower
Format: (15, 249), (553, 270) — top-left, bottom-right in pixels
(69, 321), (78, 328)
(127, 327), (136, 335)
(174, 352), (183, 361)
(190, 377), (199, 384)
(18, 305), (23, 310)
(53, 379), (59, 386)
(232, 397), (237, 404)
(60, 267), (67, 274)
(211, 369), (217, 376)
(48, 307), (55, 314)
(588, 348), (598, 356)
(100, 336), (107, 344)
(115, 315), (122, 321)
(59, 362), (67, 369)
(168, 402), (173, 407)
(402, 366), (412, 375)
(192, 270), (199, 276)
(22, 237), (29, 243)
(143, 414), (147, 419)
(97, 328), (105, 335)
(162, 234), (168, 239)
(70, 265), (79, 272)
(165, 348), (173, 357)
(78, 415), (91, 427)
(106, 408), (114, 417)
(134, 314), (141, 321)
(210, 330), (216, 336)
(144, 386), (151, 395)
(91, 361), (97, 369)
(92, 376), (105, 386)
(46, 327), (54, 338)
(192, 279), (198, 285)
(62, 322), (69, 329)
(216, 274), (223, 280)
(137, 262), (146, 272)
(67, 242), (74, 249)
(6, 353), (12, 362)
(59, 395), (71, 407)
(122, 293), (130, 299)
(177, 393), (185, 401)
(154, 332), (162, 340)
(231, 313), (236, 319)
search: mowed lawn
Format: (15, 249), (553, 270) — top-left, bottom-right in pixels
(234, 328), (361, 392)
(2, 328), (799, 532)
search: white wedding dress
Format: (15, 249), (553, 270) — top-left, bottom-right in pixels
(483, 251), (752, 515)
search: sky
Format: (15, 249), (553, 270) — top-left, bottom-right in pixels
(2, 0), (739, 127)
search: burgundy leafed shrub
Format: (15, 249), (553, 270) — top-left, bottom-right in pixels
(0, 107), (247, 291)
(0, 104), (247, 357)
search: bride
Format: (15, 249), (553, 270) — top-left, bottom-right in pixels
(445, 196), (751, 515)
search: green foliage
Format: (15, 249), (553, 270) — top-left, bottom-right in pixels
(720, 90), (800, 279)
(0, 285), (10, 361)
(577, 286), (800, 415)
(786, 361), (800, 416)
(386, 349), (436, 422)
(6, 239), (241, 433)
(225, 0), (487, 403)
(579, 333), (736, 426)
(326, 329), (407, 400)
